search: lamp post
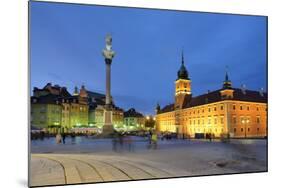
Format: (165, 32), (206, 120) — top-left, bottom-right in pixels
(242, 119), (245, 138)
(246, 118), (249, 138)
(242, 118), (249, 138)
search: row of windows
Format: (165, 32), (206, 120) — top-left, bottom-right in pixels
(186, 105), (224, 115)
(161, 116), (262, 126)
(233, 127), (261, 133)
(232, 116), (261, 124)
(189, 128), (224, 133)
(160, 104), (267, 118)
(232, 104), (267, 111)
(62, 105), (87, 111)
(189, 117), (224, 125)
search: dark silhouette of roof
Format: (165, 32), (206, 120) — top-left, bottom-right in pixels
(33, 83), (71, 97)
(177, 52), (189, 80)
(158, 88), (267, 114)
(159, 104), (174, 113)
(124, 108), (144, 118)
(86, 90), (105, 99)
(31, 94), (60, 105)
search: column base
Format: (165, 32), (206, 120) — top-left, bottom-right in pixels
(102, 110), (114, 136)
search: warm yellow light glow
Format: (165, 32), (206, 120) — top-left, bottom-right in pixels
(146, 116), (150, 120)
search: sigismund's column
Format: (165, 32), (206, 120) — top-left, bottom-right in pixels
(102, 34), (115, 135)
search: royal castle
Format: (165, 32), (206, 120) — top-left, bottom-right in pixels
(155, 53), (267, 138)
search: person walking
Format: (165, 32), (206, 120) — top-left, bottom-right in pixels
(151, 132), (158, 149)
(56, 133), (62, 144)
(62, 132), (66, 144)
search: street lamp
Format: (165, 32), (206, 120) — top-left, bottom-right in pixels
(246, 119), (249, 138)
(242, 119), (246, 138)
(241, 118), (248, 138)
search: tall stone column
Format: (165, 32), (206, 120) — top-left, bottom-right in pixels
(105, 59), (111, 105)
(102, 34), (115, 135)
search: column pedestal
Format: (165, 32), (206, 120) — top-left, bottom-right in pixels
(102, 105), (114, 136)
(102, 111), (114, 134)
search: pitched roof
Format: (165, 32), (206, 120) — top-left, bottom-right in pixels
(124, 108), (144, 118)
(33, 83), (71, 97)
(159, 104), (174, 113)
(158, 88), (267, 114)
(86, 90), (105, 99)
(31, 94), (60, 105)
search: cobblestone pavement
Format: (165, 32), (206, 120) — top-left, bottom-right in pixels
(31, 154), (190, 187)
(30, 138), (267, 187)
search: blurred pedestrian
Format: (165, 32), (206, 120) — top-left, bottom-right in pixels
(56, 133), (62, 144)
(151, 132), (158, 149)
(62, 132), (66, 144)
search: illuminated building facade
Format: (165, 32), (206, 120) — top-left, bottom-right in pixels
(31, 83), (124, 132)
(124, 108), (145, 129)
(155, 54), (267, 138)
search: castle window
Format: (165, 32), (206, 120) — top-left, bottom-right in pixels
(208, 118), (211, 124)
(202, 109), (204, 113)
(257, 116), (260, 124)
(248, 128), (250, 132)
(214, 107), (217, 111)
(233, 117), (237, 124)
(240, 106), (243, 110)
(247, 106), (250, 111)
(234, 128), (236, 133)
(221, 105), (223, 110)
(241, 128), (244, 132)
(190, 120), (192, 125)
(214, 118), (217, 124)
(233, 105), (236, 110)
(208, 108), (211, 112)
(220, 117), (224, 124)
(257, 128), (260, 132)
(198, 119), (200, 124)
(257, 107), (259, 111)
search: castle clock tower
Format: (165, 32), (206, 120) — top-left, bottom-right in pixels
(174, 52), (191, 110)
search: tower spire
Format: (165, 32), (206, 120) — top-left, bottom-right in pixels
(177, 49), (189, 80)
(223, 66), (232, 89)
(225, 66), (229, 81)
(181, 49), (184, 65)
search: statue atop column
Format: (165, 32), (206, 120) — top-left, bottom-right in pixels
(102, 34), (115, 62)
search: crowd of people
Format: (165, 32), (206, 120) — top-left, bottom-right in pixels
(31, 129), (228, 150)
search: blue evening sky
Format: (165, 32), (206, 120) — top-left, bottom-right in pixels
(30, 1), (267, 115)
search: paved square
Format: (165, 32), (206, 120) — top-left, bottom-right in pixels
(30, 137), (267, 187)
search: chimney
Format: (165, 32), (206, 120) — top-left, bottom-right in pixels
(259, 87), (264, 97)
(241, 84), (246, 95)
